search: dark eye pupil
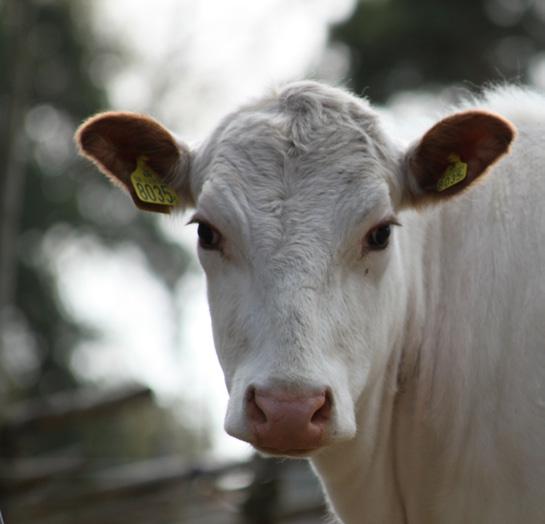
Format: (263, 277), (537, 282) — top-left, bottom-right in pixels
(198, 223), (215, 246)
(369, 224), (391, 249)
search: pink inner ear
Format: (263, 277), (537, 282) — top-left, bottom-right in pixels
(412, 110), (515, 197)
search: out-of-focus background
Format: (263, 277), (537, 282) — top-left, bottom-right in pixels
(1, 0), (544, 522)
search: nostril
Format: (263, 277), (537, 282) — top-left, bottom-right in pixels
(246, 386), (267, 424)
(311, 389), (332, 424)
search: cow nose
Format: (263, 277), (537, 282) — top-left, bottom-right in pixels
(246, 387), (331, 453)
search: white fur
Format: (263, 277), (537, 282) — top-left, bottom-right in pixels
(184, 82), (545, 523)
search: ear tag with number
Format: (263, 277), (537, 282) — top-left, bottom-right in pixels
(130, 156), (179, 210)
(436, 153), (468, 192)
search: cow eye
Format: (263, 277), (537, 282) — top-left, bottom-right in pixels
(197, 222), (222, 251)
(367, 224), (391, 250)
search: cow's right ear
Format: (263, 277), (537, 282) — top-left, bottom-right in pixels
(75, 112), (194, 214)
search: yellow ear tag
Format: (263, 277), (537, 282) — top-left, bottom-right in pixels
(436, 153), (468, 192)
(130, 157), (179, 207)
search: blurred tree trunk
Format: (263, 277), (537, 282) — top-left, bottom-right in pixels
(0, 0), (33, 355)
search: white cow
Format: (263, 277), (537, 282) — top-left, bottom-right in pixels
(76, 82), (545, 523)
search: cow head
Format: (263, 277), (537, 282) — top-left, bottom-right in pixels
(76, 82), (514, 457)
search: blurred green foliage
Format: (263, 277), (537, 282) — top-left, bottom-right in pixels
(332, 0), (545, 102)
(0, 0), (192, 398)
(0, 0), (203, 467)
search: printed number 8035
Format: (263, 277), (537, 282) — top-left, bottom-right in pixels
(134, 181), (177, 204)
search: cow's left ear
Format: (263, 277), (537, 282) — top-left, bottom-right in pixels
(401, 110), (515, 208)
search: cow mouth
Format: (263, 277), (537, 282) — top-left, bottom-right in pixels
(256, 445), (322, 458)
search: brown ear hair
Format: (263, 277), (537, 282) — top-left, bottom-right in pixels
(75, 112), (193, 213)
(403, 110), (516, 208)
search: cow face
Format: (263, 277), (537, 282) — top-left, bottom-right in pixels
(76, 81), (514, 457)
(189, 86), (408, 455)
